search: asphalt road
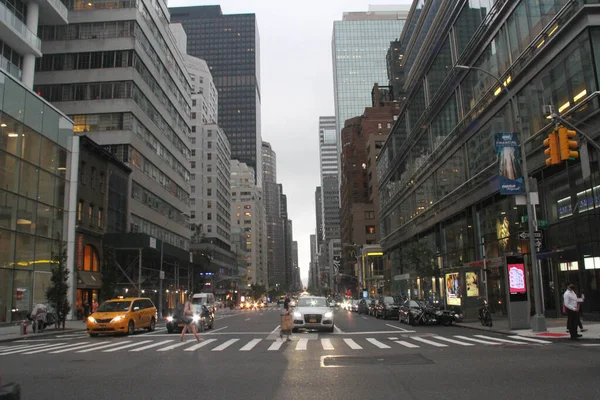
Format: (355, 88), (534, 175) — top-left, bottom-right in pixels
(2, 305), (599, 400)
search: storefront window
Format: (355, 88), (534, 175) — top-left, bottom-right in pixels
(443, 214), (473, 267)
(0, 112), (23, 157)
(0, 229), (15, 268)
(32, 271), (51, 304)
(0, 151), (19, 193)
(436, 150), (465, 199)
(0, 268), (12, 322)
(12, 269), (32, 320)
(14, 233), (34, 267)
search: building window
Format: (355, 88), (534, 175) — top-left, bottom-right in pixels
(207, 213), (212, 220)
(207, 153), (212, 160)
(365, 225), (375, 234)
(192, 99), (196, 106)
(365, 211), (374, 220)
(207, 177), (212, 184)
(191, 112), (196, 120)
(98, 208), (103, 228)
(207, 188), (212, 196)
(191, 149), (196, 156)
(192, 126), (196, 133)
(80, 161), (86, 184)
(191, 137), (196, 144)
(191, 161), (196, 169)
(99, 172), (105, 193)
(191, 186), (195, 194)
(83, 245), (99, 272)
(91, 166), (96, 189)
(78, 200), (84, 222)
(207, 141), (212, 149)
(89, 204), (94, 224)
(207, 200), (212, 208)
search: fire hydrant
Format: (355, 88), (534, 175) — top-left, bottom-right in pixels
(20, 321), (28, 335)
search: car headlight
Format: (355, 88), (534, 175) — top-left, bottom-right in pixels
(192, 315), (200, 322)
(87, 316), (96, 323)
(166, 316), (173, 322)
(293, 312), (302, 318)
(110, 315), (125, 323)
(324, 312), (333, 318)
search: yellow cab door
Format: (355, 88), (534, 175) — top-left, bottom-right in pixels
(131, 300), (146, 327)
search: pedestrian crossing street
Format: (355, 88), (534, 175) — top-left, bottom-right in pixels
(0, 334), (553, 356)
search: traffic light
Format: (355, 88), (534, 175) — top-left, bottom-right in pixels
(558, 126), (578, 161)
(544, 131), (560, 166)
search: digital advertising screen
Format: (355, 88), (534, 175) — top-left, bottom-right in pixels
(445, 273), (461, 306)
(507, 263), (527, 294)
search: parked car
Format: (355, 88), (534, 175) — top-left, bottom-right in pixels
(87, 297), (157, 336)
(166, 304), (214, 333)
(357, 299), (369, 314)
(399, 299), (425, 325)
(351, 300), (359, 312)
(375, 296), (402, 320)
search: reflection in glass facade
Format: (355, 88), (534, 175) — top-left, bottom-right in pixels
(0, 69), (73, 323)
(332, 10), (407, 154)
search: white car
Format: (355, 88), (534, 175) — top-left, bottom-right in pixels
(292, 296), (335, 332)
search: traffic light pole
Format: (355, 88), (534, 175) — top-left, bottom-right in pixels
(550, 112), (600, 152)
(455, 65), (546, 332)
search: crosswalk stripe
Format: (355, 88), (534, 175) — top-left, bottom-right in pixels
(394, 340), (420, 348)
(212, 339), (239, 351)
(77, 341), (131, 353)
(343, 338), (362, 350)
(1, 343), (67, 355)
(157, 342), (191, 352)
(240, 339), (261, 351)
(412, 337), (447, 347)
(321, 339), (334, 350)
(388, 337), (399, 341)
(296, 338), (308, 351)
(454, 335), (501, 345)
(184, 338), (217, 351)
(0, 343), (48, 352)
(268, 340), (284, 351)
(24, 342), (90, 354)
(103, 340), (153, 352)
(432, 336), (474, 346)
(50, 342), (102, 354)
(507, 335), (552, 344)
(474, 335), (530, 344)
(129, 340), (173, 352)
(366, 338), (390, 349)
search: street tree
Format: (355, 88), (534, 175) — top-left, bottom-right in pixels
(46, 242), (71, 329)
(403, 242), (440, 278)
(250, 284), (266, 299)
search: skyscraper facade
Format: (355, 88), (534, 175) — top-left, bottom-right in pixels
(169, 5), (262, 185)
(319, 116), (341, 243)
(332, 6), (408, 176)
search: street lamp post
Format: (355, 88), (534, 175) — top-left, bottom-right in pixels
(159, 238), (164, 319)
(456, 65), (546, 332)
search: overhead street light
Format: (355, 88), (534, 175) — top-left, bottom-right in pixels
(455, 64), (546, 332)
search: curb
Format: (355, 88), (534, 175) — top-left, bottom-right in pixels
(0, 328), (86, 343)
(454, 323), (515, 336)
(453, 322), (600, 341)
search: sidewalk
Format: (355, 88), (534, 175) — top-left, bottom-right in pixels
(455, 316), (600, 340)
(0, 320), (86, 343)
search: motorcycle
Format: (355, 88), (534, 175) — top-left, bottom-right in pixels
(412, 304), (459, 326)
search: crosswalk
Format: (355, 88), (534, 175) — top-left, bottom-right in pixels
(0, 334), (553, 356)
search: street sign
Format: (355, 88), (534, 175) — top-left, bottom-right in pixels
(518, 231), (542, 240)
(537, 220), (549, 228)
(535, 238), (542, 249)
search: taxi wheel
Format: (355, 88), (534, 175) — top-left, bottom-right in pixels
(89, 333), (98, 337)
(127, 320), (135, 335)
(147, 318), (155, 332)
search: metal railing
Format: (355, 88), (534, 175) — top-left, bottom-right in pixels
(0, 1), (41, 52)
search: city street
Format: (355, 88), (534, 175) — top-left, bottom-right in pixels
(2, 306), (599, 400)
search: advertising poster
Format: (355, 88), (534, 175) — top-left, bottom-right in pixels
(495, 132), (524, 195)
(445, 273), (461, 306)
(508, 263), (526, 294)
(466, 272), (479, 297)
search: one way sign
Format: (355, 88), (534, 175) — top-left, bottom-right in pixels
(518, 231), (542, 240)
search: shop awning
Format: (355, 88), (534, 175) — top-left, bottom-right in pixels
(77, 271), (102, 289)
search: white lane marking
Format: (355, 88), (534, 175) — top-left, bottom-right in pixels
(432, 336), (474, 346)
(245, 318), (251, 321)
(184, 338), (217, 351)
(343, 338), (362, 350)
(385, 324), (411, 331)
(295, 338), (308, 351)
(77, 341), (131, 353)
(507, 335), (552, 344)
(394, 340), (419, 348)
(474, 335), (531, 344)
(268, 340), (284, 351)
(454, 335), (501, 345)
(1, 343), (67, 355)
(130, 340), (173, 352)
(212, 339), (239, 351)
(333, 330), (416, 335)
(205, 326), (227, 334)
(270, 325), (281, 334)
(24, 342), (90, 354)
(56, 333), (88, 338)
(388, 337), (399, 341)
(240, 339), (262, 351)
(334, 325), (343, 333)
(50, 342), (103, 353)
(361, 317), (368, 320)
(157, 342), (190, 352)
(581, 344), (600, 347)
(412, 337), (448, 347)
(0, 343), (49, 352)
(321, 339), (334, 350)
(103, 340), (153, 352)
(366, 338), (391, 349)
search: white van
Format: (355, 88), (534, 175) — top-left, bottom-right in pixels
(191, 293), (216, 313)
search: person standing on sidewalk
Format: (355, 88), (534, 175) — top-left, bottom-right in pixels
(563, 283), (584, 340)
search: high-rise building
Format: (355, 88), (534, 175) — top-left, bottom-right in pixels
(262, 141), (284, 287)
(230, 160), (267, 286)
(332, 6), (408, 179)
(318, 116), (340, 243)
(314, 186), (323, 248)
(309, 234), (317, 290)
(169, 5), (262, 185)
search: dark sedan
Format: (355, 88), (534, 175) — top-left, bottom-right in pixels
(399, 299), (425, 325)
(375, 296), (402, 319)
(166, 304), (214, 333)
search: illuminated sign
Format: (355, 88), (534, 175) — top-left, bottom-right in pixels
(445, 273), (461, 306)
(507, 263), (526, 294)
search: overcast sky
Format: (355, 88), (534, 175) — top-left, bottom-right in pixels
(169, 0), (412, 287)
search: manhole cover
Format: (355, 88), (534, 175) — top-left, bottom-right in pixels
(322, 354), (434, 367)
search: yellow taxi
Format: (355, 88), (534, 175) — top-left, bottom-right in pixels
(87, 297), (157, 337)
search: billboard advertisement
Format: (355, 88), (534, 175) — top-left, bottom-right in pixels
(466, 272), (479, 297)
(445, 273), (461, 306)
(507, 262), (527, 294)
(495, 132), (524, 195)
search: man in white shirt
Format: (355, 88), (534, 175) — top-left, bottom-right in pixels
(563, 283), (584, 339)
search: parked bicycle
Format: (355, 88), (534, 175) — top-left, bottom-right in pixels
(478, 299), (493, 327)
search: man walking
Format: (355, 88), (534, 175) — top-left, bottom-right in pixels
(563, 283), (584, 340)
